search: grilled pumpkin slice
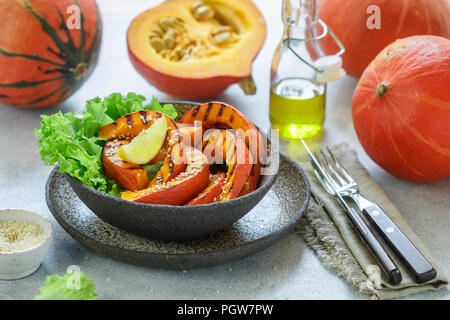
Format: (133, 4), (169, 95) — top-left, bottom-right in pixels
(202, 129), (253, 201)
(103, 139), (149, 191)
(187, 172), (227, 205)
(177, 122), (203, 149)
(99, 110), (186, 186)
(181, 102), (263, 195)
(99, 110), (182, 164)
(121, 148), (210, 205)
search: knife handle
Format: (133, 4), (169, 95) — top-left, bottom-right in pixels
(348, 208), (402, 284)
(362, 204), (437, 284)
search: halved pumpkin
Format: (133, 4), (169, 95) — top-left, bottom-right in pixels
(127, 0), (266, 99)
(187, 172), (226, 205)
(121, 148), (210, 205)
(102, 139), (149, 191)
(181, 102), (263, 195)
(202, 129), (253, 200)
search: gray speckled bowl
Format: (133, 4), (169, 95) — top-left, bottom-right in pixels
(46, 155), (310, 270)
(64, 102), (279, 241)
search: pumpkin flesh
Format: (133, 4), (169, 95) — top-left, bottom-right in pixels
(99, 110), (186, 188)
(102, 139), (149, 192)
(187, 172), (226, 205)
(202, 129), (253, 200)
(121, 148), (210, 205)
(181, 102), (263, 194)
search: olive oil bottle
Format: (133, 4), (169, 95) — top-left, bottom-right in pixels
(269, 0), (345, 140)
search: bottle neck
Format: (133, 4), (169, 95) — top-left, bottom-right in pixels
(283, 24), (317, 41)
(282, 0), (319, 30)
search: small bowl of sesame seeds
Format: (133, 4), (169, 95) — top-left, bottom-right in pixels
(0, 209), (53, 280)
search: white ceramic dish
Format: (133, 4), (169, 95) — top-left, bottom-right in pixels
(0, 209), (53, 280)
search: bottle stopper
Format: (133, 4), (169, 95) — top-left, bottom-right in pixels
(314, 55), (346, 83)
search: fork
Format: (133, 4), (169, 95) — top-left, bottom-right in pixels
(317, 147), (437, 284)
(301, 139), (402, 284)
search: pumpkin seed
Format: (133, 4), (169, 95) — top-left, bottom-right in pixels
(160, 49), (171, 58)
(163, 35), (175, 49)
(149, 25), (163, 36)
(159, 17), (174, 31)
(191, 1), (205, 11)
(213, 31), (231, 43)
(169, 48), (183, 61)
(172, 17), (186, 29)
(149, 31), (162, 39)
(193, 5), (214, 21)
(214, 26), (233, 34)
(173, 46), (184, 59)
(169, 28), (179, 37)
(184, 46), (193, 58)
(150, 37), (165, 52)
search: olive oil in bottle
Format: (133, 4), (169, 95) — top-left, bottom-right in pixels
(270, 78), (325, 140)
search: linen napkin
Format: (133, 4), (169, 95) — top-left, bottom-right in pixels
(291, 143), (448, 299)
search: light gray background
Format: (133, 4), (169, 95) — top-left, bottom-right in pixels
(0, 0), (448, 300)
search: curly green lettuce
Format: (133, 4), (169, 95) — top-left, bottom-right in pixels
(34, 270), (98, 300)
(35, 93), (178, 196)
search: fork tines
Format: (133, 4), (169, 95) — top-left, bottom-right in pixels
(314, 148), (356, 191)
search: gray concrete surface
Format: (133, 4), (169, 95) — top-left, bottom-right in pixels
(0, 0), (448, 300)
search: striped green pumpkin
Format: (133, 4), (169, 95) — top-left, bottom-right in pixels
(0, 0), (102, 108)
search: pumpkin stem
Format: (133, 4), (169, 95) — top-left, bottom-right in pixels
(238, 75), (256, 95)
(72, 63), (88, 80)
(376, 83), (388, 96)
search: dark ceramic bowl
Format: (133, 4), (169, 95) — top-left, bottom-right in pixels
(65, 102), (279, 241)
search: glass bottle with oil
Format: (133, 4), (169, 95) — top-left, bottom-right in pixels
(270, 0), (345, 140)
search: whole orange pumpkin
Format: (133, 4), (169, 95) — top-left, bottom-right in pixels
(352, 35), (450, 183)
(319, 0), (450, 78)
(0, 0), (102, 108)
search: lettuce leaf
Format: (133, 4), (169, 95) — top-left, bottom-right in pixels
(35, 93), (177, 196)
(34, 270), (98, 300)
(143, 161), (164, 181)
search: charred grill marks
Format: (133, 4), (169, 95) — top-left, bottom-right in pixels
(218, 104), (225, 117)
(125, 114), (132, 127)
(204, 103), (213, 121)
(139, 110), (148, 124)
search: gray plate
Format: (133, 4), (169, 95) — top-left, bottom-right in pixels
(45, 155), (310, 270)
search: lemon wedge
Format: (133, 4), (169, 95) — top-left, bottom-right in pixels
(117, 116), (168, 165)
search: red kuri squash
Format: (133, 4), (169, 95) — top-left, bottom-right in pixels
(0, 0), (102, 108)
(319, 0), (450, 78)
(352, 35), (450, 182)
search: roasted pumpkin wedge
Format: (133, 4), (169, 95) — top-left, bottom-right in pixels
(121, 148), (210, 205)
(181, 102), (263, 195)
(99, 110), (185, 183)
(177, 122), (203, 149)
(187, 172), (226, 205)
(98, 110), (171, 139)
(102, 139), (149, 191)
(202, 129), (253, 200)
(146, 129), (187, 186)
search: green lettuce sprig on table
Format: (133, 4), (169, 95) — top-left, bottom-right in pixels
(35, 93), (178, 196)
(34, 270), (98, 300)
